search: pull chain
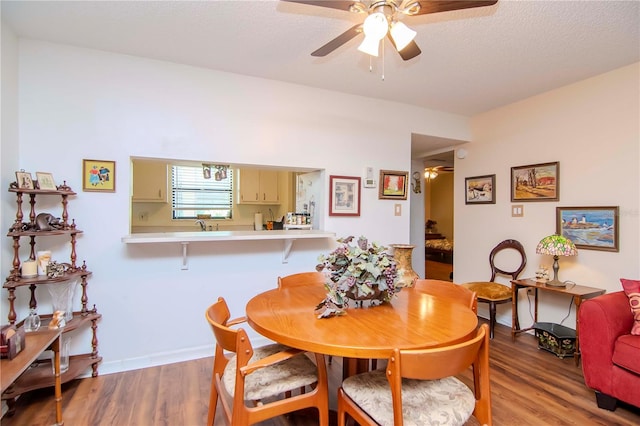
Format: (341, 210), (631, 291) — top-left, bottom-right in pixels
(381, 39), (385, 81)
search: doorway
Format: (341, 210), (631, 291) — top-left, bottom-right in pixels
(423, 151), (454, 281)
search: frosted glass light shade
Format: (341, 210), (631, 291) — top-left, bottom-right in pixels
(358, 36), (381, 56)
(390, 21), (416, 51)
(362, 12), (388, 40)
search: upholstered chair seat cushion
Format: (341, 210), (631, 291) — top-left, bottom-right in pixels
(463, 281), (511, 301)
(223, 343), (319, 400)
(341, 368), (475, 426)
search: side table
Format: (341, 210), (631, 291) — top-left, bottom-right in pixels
(1, 328), (63, 425)
(511, 278), (605, 366)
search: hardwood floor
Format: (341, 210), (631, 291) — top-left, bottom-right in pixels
(3, 319), (639, 425)
(425, 259), (454, 281)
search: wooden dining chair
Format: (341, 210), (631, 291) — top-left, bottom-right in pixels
(278, 271), (338, 367)
(277, 271), (326, 289)
(337, 323), (492, 426)
(205, 297), (329, 426)
(462, 239), (527, 339)
(413, 279), (478, 314)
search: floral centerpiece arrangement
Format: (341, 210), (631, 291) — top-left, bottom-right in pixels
(314, 236), (399, 318)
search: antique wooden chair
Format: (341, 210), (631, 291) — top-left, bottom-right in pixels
(205, 297), (329, 426)
(337, 324), (492, 426)
(462, 239), (527, 338)
(413, 279), (478, 314)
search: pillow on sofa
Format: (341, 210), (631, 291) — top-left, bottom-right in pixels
(620, 278), (640, 335)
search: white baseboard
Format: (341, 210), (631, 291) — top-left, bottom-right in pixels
(86, 335), (274, 377)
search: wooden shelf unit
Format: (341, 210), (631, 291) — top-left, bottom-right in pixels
(2, 183), (101, 408)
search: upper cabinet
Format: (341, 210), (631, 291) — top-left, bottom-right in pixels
(238, 169), (280, 205)
(132, 160), (168, 202)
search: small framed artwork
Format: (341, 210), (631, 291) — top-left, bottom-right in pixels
(378, 170), (408, 200)
(556, 206), (619, 252)
(83, 159), (116, 192)
(15, 171), (34, 190)
(511, 161), (559, 202)
(36, 172), (57, 190)
(465, 174), (496, 204)
(329, 175), (361, 216)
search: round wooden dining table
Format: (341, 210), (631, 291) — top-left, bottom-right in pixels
(246, 284), (479, 363)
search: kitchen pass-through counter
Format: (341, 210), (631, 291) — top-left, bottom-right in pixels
(122, 229), (335, 266)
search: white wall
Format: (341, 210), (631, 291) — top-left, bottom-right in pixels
(2, 39), (471, 374)
(455, 63), (640, 330)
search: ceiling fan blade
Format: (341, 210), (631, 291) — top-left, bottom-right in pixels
(311, 24), (362, 57)
(388, 34), (422, 61)
(280, 0), (357, 12)
(409, 1), (498, 16)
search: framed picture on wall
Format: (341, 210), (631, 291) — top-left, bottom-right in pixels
(83, 159), (116, 192)
(378, 170), (408, 200)
(556, 206), (619, 252)
(465, 174), (495, 204)
(511, 161), (559, 202)
(329, 175), (361, 216)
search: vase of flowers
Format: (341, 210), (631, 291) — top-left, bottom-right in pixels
(314, 236), (400, 318)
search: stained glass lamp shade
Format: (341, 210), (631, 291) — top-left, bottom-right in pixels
(535, 234), (578, 287)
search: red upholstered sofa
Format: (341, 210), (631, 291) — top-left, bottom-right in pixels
(579, 291), (640, 410)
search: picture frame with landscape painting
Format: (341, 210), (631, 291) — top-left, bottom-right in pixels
(556, 206), (619, 252)
(465, 174), (495, 204)
(511, 161), (559, 202)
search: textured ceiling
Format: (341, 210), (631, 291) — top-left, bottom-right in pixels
(2, 0), (639, 158)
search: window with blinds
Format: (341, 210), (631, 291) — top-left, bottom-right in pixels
(172, 166), (233, 219)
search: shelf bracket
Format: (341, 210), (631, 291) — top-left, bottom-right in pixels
(180, 242), (189, 270)
(282, 239), (295, 264)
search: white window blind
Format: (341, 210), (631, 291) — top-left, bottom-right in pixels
(172, 166), (233, 219)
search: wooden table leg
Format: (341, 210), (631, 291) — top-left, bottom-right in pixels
(574, 295), (582, 367)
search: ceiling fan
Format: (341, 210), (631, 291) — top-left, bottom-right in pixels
(282, 1), (498, 60)
(424, 165), (453, 179)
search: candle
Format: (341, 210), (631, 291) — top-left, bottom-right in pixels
(21, 260), (38, 277)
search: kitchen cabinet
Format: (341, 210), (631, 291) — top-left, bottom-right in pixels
(238, 169), (280, 204)
(132, 160), (168, 202)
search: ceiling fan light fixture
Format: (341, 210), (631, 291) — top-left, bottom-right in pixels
(390, 21), (416, 51)
(362, 12), (388, 40)
(424, 169), (438, 180)
(358, 35), (381, 56)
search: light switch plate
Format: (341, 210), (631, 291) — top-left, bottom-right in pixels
(394, 204), (401, 216)
(512, 205), (524, 217)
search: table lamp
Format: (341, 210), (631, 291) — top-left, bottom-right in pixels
(535, 234), (577, 287)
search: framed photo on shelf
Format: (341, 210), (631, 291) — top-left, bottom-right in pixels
(329, 175), (361, 216)
(465, 174), (496, 204)
(83, 159), (116, 192)
(15, 171), (34, 190)
(36, 172), (57, 190)
(511, 161), (559, 202)
(378, 170), (408, 200)
(556, 206), (619, 252)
